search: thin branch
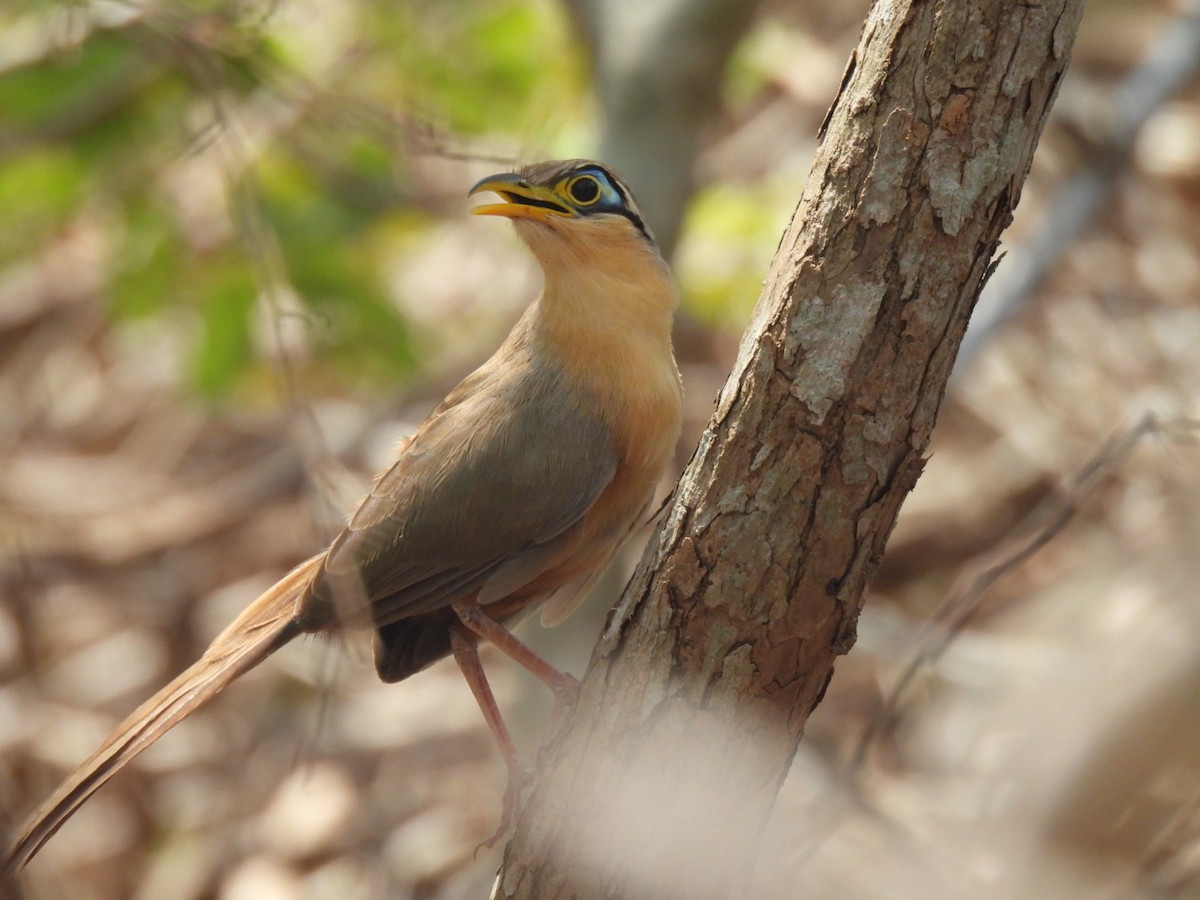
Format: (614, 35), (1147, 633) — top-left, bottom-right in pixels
(849, 413), (1200, 775)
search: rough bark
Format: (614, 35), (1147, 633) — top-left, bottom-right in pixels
(497, 1), (1085, 897)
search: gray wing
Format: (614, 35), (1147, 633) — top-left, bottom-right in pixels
(313, 365), (617, 627)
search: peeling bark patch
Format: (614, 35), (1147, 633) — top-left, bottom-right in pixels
(692, 484), (750, 536)
(926, 139), (1000, 235)
(692, 622), (742, 688)
(665, 537), (705, 602)
(750, 442), (775, 472)
(939, 90), (972, 135)
(755, 454), (808, 514)
(784, 277), (887, 422)
(843, 408), (910, 488)
(715, 644), (756, 702)
(859, 108), (918, 225)
(758, 638), (802, 692)
(704, 525), (773, 610)
(1004, 5), (1063, 97)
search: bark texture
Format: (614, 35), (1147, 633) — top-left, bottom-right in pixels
(497, 1), (1085, 896)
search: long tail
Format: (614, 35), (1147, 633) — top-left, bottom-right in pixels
(4, 553), (325, 874)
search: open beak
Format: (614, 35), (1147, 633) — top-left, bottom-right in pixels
(468, 172), (573, 222)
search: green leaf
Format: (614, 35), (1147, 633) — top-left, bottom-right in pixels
(0, 148), (85, 259)
(110, 199), (182, 319)
(0, 32), (145, 133)
(191, 262), (257, 396)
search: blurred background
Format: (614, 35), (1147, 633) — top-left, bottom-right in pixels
(1, 0), (1198, 897)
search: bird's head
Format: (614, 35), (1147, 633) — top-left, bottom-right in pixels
(469, 159), (662, 271)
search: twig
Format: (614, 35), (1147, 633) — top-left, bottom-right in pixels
(848, 413), (1199, 776)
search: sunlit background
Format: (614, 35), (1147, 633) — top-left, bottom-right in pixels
(2, 0), (1199, 897)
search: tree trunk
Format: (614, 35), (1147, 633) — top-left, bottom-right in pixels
(496, 1), (1085, 896)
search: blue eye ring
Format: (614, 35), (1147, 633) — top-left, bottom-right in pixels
(566, 174), (602, 206)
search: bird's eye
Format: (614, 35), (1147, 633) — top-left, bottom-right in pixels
(567, 174), (602, 206)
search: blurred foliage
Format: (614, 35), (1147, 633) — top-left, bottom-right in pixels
(0, 0), (587, 398)
(678, 180), (792, 325)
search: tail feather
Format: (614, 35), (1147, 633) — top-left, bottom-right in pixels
(4, 554), (325, 874)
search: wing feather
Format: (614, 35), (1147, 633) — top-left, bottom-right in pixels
(312, 353), (617, 626)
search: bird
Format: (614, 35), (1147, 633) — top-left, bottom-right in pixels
(4, 159), (683, 872)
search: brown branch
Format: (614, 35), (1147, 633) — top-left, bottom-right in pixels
(495, 0), (1086, 896)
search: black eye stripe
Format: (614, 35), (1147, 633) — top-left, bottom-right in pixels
(552, 165), (654, 243)
(617, 209), (652, 243)
(597, 175), (649, 237)
(501, 191), (570, 214)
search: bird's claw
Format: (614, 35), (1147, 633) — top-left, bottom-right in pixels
(474, 763), (533, 857)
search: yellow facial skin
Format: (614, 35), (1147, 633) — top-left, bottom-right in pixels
(469, 173), (572, 222)
(469, 171), (606, 222)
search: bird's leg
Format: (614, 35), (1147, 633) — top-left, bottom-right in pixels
(450, 602), (581, 706)
(449, 625), (530, 852)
